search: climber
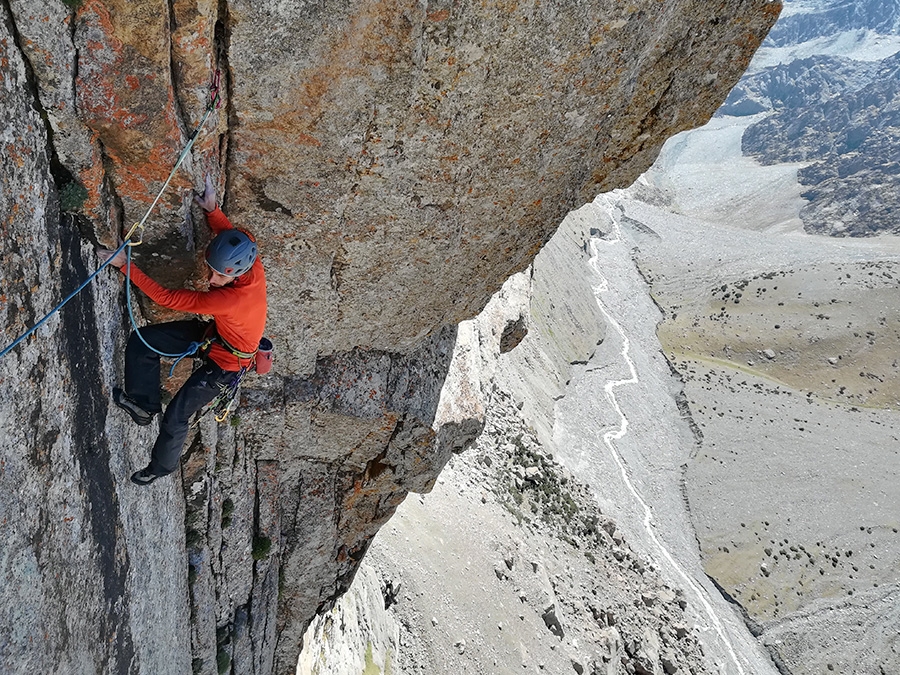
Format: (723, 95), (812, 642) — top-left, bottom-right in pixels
(97, 176), (268, 486)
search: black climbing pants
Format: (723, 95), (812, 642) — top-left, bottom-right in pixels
(124, 320), (237, 476)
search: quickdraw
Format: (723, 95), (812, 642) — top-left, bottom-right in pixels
(212, 367), (246, 423)
(194, 336), (273, 425)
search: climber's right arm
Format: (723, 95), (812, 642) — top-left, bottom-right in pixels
(126, 263), (236, 314)
(194, 174), (234, 234)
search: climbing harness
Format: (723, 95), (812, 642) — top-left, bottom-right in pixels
(187, 335), (272, 425)
(205, 325), (257, 361)
(0, 70), (221, 361)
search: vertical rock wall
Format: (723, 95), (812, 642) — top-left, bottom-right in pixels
(0, 5), (192, 673)
(0, 1), (779, 673)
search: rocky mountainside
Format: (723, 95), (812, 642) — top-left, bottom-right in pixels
(297, 201), (780, 675)
(717, 0), (900, 237)
(741, 51), (900, 236)
(617, 171), (900, 674)
(627, 1), (900, 668)
(0, 1), (779, 673)
(718, 55), (881, 115)
(368, 393), (715, 675)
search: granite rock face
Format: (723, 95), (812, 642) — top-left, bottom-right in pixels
(0, 1), (778, 673)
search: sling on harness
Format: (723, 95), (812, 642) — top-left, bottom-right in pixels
(206, 336), (273, 423)
(210, 367), (247, 423)
(193, 329), (253, 423)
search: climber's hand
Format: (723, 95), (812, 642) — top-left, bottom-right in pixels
(97, 246), (127, 269)
(194, 174), (217, 212)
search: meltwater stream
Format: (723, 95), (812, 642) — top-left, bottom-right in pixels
(550, 197), (779, 675)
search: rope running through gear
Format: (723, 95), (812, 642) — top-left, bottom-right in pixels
(0, 70), (221, 361)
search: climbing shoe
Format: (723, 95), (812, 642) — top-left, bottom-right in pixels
(113, 387), (154, 426)
(130, 466), (161, 486)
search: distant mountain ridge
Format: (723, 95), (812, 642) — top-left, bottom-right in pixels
(766, 0), (900, 47)
(742, 52), (900, 161)
(719, 55), (880, 116)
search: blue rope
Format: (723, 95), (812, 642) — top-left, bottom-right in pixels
(124, 246), (205, 376)
(0, 238), (132, 359)
(0, 240), (203, 376)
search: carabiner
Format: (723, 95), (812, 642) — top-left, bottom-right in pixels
(125, 222), (145, 246)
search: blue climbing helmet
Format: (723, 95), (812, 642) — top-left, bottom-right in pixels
(206, 230), (257, 277)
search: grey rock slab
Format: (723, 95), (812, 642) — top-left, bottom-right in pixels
(297, 562), (400, 674)
(224, 0), (780, 363)
(0, 9), (185, 673)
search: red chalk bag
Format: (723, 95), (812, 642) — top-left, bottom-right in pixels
(255, 337), (273, 374)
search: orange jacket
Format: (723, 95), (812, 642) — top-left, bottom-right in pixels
(126, 207), (267, 372)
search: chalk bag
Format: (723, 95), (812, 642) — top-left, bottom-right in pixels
(255, 337), (274, 374)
